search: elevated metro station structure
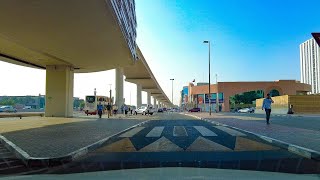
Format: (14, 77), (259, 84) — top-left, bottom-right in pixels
(0, 0), (172, 117)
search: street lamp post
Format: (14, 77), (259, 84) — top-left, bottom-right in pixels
(203, 40), (211, 115)
(170, 78), (174, 107)
(108, 84), (112, 105)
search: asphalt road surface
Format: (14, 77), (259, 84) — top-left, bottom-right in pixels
(48, 113), (320, 174)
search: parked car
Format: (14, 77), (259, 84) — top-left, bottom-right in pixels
(135, 106), (154, 115)
(231, 108), (241, 113)
(158, 108), (164, 113)
(0, 106), (17, 113)
(237, 108), (253, 113)
(23, 106), (32, 110)
(249, 107), (255, 113)
(163, 108), (167, 112)
(188, 108), (201, 112)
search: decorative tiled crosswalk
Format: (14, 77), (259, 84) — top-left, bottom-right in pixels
(96, 125), (280, 153)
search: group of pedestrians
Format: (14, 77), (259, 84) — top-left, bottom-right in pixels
(97, 103), (134, 119)
(98, 94), (275, 123)
(97, 102), (112, 118)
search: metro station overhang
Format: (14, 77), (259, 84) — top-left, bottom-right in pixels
(0, 0), (135, 72)
(123, 47), (172, 105)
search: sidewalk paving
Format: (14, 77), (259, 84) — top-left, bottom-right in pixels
(0, 116), (145, 158)
(0, 113), (188, 159)
(186, 112), (320, 153)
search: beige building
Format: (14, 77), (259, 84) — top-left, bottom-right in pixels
(256, 95), (320, 114)
(185, 80), (311, 112)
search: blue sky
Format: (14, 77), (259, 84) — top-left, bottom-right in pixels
(0, 1), (319, 105)
(136, 0), (320, 103)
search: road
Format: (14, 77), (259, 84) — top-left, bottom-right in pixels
(47, 113), (319, 174)
(1, 112), (319, 176)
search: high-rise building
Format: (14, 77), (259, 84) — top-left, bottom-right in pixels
(300, 38), (320, 94)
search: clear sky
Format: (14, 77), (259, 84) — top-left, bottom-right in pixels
(0, 0), (319, 105)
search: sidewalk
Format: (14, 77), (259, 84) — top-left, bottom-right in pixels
(185, 112), (320, 153)
(0, 116), (145, 158)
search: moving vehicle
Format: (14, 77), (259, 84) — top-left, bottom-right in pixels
(84, 95), (109, 115)
(135, 106), (154, 115)
(0, 105), (17, 113)
(158, 108), (164, 112)
(188, 108), (201, 112)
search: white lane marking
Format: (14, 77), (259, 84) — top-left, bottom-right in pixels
(146, 126), (165, 137)
(193, 126), (217, 136)
(119, 127), (145, 137)
(214, 126), (246, 136)
(173, 126), (187, 136)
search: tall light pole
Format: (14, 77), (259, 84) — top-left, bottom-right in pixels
(108, 84), (112, 104)
(170, 78), (174, 107)
(203, 40), (211, 115)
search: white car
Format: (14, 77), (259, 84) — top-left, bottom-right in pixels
(237, 108), (250, 113)
(0, 106), (17, 113)
(134, 106), (154, 115)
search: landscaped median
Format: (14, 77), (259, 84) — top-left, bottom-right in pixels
(0, 112), (44, 119)
(182, 112), (320, 161)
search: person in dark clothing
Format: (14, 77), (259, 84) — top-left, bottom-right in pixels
(106, 103), (112, 118)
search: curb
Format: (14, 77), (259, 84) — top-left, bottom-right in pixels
(183, 113), (320, 161)
(0, 120), (150, 167)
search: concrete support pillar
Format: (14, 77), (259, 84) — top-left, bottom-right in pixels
(136, 84), (142, 108)
(45, 65), (74, 117)
(158, 101), (161, 108)
(115, 68), (124, 107)
(153, 97), (157, 109)
(147, 92), (151, 105)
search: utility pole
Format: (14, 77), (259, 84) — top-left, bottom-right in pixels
(108, 84), (112, 105)
(203, 40), (211, 115)
(170, 78), (174, 107)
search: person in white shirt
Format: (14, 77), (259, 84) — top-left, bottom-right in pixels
(262, 93), (274, 124)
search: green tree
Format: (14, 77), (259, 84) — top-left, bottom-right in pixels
(0, 99), (15, 105)
(231, 91), (260, 105)
(79, 101), (85, 109)
(269, 89), (280, 97)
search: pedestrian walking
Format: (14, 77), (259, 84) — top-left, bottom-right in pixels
(113, 105), (118, 115)
(121, 104), (124, 114)
(106, 103), (112, 118)
(124, 104), (128, 116)
(147, 104), (150, 115)
(262, 93), (274, 124)
(97, 102), (104, 118)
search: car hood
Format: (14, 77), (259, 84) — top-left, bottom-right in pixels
(4, 168), (319, 180)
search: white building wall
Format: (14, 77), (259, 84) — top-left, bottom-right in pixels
(300, 38), (320, 94)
